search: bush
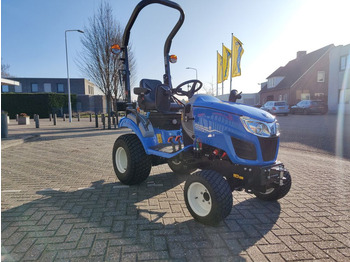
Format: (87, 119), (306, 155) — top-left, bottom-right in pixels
(1, 93), (77, 118)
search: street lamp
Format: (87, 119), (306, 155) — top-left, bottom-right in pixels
(186, 67), (198, 80)
(65, 29), (84, 123)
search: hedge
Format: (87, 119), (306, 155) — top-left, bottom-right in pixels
(1, 93), (77, 118)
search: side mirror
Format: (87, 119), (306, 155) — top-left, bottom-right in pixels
(111, 44), (122, 55)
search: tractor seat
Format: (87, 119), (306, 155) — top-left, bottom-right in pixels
(136, 79), (183, 113)
(136, 79), (162, 111)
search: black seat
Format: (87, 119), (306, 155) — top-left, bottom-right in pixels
(137, 79), (162, 111)
(136, 79), (183, 113)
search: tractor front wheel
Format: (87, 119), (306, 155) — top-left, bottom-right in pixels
(253, 171), (292, 201)
(112, 134), (151, 185)
(168, 156), (196, 175)
(184, 170), (232, 225)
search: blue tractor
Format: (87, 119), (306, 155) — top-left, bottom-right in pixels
(112, 0), (291, 225)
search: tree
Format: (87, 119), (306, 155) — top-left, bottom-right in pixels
(79, 2), (134, 129)
(1, 59), (11, 78)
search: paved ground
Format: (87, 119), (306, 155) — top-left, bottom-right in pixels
(1, 116), (350, 261)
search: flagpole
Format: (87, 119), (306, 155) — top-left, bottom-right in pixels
(216, 51), (218, 97)
(222, 43), (224, 95)
(230, 33), (233, 91)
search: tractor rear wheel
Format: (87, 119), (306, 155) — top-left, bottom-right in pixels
(112, 134), (151, 185)
(184, 170), (232, 225)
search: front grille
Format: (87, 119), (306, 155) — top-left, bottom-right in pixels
(258, 137), (278, 161)
(231, 137), (257, 160)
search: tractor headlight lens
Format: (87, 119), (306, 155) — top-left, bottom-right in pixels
(240, 116), (280, 137)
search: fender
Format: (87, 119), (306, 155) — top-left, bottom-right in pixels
(118, 117), (156, 152)
(118, 116), (192, 158)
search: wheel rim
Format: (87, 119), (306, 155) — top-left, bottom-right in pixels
(187, 182), (212, 216)
(171, 159), (181, 166)
(261, 188), (275, 195)
(115, 147), (127, 173)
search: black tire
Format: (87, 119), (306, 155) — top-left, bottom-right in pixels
(168, 157), (196, 175)
(112, 134), (151, 185)
(253, 171), (292, 201)
(184, 170), (233, 225)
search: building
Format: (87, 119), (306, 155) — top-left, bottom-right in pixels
(260, 44), (333, 106)
(259, 44), (350, 114)
(328, 44), (350, 114)
(1, 77), (106, 113)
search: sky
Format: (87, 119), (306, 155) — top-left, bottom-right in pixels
(2, 0), (350, 97)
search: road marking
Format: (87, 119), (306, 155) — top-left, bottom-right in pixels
(147, 183), (163, 187)
(78, 187), (95, 190)
(113, 185), (130, 189)
(38, 188), (60, 192)
(2, 190), (22, 193)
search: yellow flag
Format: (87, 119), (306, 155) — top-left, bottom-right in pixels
(222, 45), (231, 81)
(217, 52), (223, 83)
(232, 36), (244, 77)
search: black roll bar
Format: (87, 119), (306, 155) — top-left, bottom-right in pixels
(121, 0), (185, 103)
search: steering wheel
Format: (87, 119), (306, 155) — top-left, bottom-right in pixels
(174, 79), (203, 98)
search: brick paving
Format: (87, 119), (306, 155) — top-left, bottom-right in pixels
(1, 117), (350, 261)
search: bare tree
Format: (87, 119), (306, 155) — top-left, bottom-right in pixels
(79, 2), (135, 129)
(1, 59), (11, 78)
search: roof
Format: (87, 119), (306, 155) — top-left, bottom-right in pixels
(266, 44), (334, 90)
(1, 78), (20, 86)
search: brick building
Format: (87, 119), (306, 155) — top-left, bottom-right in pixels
(260, 44), (333, 106)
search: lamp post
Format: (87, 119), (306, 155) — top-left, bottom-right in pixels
(186, 67), (198, 80)
(65, 29), (84, 123)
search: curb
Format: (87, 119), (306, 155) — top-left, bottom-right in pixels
(1, 134), (41, 149)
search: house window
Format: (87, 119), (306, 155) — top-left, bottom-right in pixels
(88, 85), (94, 95)
(15, 84), (22, 93)
(340, 55), (347, 71)
(57, 83), (64, 93)
(44, 83), (52, 93)
(31, 83), (39, 92)
(267, 78), (275, 88)
(317, 71), (325, 82)
(2, 85), (9, 93)
(267, 76), (284, 88)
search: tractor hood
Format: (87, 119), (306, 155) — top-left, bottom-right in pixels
(192, 95), (275, 123)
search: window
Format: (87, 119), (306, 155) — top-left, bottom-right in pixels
(2, 85), (9, 93)
(267, 77), (284, 88)
(15, 84), (22, 93)
(31, 83), (39, 92)
(339, 89), (350, 104)
(57, 83), (64, 93)
(88, 85), (94, 95)
(340, 55), (347, 71)
(44, 83), (52, 93)
(275, 101), (287, 106)
(317, 71), (325, 82)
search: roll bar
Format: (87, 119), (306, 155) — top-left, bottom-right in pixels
(121, 0), (185, 102)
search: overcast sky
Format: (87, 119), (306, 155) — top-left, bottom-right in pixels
(2, 0), (350, 96)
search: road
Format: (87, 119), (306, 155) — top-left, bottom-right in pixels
(1, 116), (350, 261)
(277, 113), (350, 159)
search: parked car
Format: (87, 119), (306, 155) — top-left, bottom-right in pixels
(260, 101), (290, 115)
(290, 100), (328, 115)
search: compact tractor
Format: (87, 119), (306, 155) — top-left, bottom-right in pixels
(111, 0), (291, 225)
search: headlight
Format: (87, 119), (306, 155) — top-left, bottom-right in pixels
(240, 116), (280, 137)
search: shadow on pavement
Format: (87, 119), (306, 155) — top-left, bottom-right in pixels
(1, 173), (281, 261)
